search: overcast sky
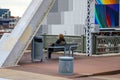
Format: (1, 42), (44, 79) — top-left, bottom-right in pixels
(0, 0), (32, 17)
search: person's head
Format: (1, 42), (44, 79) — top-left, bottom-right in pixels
(58, 34), (64, 39)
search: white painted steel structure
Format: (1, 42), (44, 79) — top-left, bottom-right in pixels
(86, 0), (100, 56)
(86, 0), (120, 55)
(0, 0), (55, 68)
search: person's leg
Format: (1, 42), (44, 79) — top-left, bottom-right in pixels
(48, 52), (51, 59)
(48, 48), (53, 59)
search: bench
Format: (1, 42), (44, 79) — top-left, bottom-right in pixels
(46, 43), (78, 59)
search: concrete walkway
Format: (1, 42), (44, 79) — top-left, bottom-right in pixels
(0, 69), (71, 80)
(1, 52), (120, 80)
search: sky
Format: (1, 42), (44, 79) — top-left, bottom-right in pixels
(0, 0), (32, 17)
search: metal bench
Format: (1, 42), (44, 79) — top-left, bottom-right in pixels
(46, 43), (78, 59)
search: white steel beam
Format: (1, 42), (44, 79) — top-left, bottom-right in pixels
(0, 0), (55, 68)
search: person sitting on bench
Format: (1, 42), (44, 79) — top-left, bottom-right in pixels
(48, 34), (66, 59)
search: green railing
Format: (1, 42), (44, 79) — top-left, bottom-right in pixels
(93, 36), (120, 54)
(42, 35), (86, 53)
(1, 34), (120, 54)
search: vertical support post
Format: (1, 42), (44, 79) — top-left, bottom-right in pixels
(86, 0), (94, 56)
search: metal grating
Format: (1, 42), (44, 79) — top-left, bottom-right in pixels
(95, 36), (120, 54)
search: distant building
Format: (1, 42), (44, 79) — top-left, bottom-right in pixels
(0, 8), (20, 34)
(9, 16), (20, 29)
(0, 9), (11, 19)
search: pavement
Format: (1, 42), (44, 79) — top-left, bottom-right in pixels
(0, 52), (120, 80)
(0, 69), (71, 80)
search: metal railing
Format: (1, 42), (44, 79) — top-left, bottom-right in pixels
(1, 34), (119, 55)
(93, 36), (120, 54)
(42, 35), (86, 53)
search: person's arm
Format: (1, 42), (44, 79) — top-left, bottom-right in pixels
(55, 39), (60, 44)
